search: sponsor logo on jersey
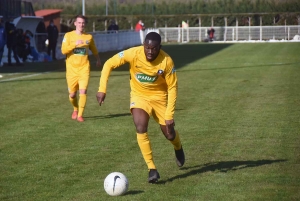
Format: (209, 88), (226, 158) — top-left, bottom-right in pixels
(73, 48), (86, 55)
(118, 51), (124, 58)
(135, 73), (157, 83)
(62, 38), (66, 42)
(86, 40), (89, 44)
(130, 102), (135, 107)
(157, 69), (164, 75)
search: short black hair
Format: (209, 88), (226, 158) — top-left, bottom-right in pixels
(145, 32), (161, 44)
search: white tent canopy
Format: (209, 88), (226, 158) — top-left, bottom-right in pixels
(2, 16), (46, 64)
(14, 16), (45, 50)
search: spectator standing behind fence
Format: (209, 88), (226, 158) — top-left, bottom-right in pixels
(5, 18), (22, 66)
(135, 20), (145, 32)
(0, 16), (6, 67)
(207, 27), (215, 41)
(47, 19), (59, 60)
(107, 20), (119, 33)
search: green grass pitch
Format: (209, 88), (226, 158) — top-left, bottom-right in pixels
(0, 42), (300, 201)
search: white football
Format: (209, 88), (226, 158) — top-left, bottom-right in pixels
(104, 172), (129, 196)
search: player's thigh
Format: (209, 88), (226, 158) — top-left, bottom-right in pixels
(130, 96), (151, 132)
(78, 72), (90, 90)
(150, 99), (167, 125)
(131, 108), (150, 133)
(67, 75), (79, 93)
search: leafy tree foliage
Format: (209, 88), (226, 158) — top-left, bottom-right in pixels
(33, 0), (300, 32)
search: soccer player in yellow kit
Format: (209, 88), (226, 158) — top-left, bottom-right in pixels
(61, 15), (101, 122)
(96, 32), (185, 183)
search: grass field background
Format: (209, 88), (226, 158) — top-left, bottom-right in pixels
(0, 43), (299, 201)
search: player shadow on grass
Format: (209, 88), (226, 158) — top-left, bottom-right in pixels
(89, 44), (233, 73)
(84, 113), (132, 119)
(85, 109), (184, 120)
(158, 159), (287, 184)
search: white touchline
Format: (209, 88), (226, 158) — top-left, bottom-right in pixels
(0, 71), (51, 83)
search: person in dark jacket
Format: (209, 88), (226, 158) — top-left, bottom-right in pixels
(16, 29), (31, 62)
(207, 27), (215, 41)
(5, 18), (22, 66)
(47, 19), (59, 60)
(107, 20), (119, 33)
(0, 16), (6, 67)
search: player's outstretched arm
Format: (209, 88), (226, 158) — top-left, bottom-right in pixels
(96, 92), (106, 106)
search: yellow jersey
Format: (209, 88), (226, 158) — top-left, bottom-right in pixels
(98, 46), (178, 120)
(61, 31), (98, 76)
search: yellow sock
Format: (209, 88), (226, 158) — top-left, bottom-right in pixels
(171, 130), (182, 150)
(69, 96), (78, 111)
(78, 94), (87, 117)
(137, 133), (156, 170)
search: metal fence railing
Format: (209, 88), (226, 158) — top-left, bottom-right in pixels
(159, 25), (300, 43)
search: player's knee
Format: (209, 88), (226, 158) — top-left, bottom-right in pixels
(165, 132), (176, 141)
(69, 93), (76, 98)
(79, 89), (87, 94)
(135, 125), (147, 133)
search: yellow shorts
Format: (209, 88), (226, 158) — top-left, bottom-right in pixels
(66, 74), (89, 93)
(130, 96), (167, 125)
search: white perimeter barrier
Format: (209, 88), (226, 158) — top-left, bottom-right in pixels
(55, 30), (143, 60)
(2, 25), (299, 65)
(1, 30), (144, 64)
(159, 25), (300, 43)
(41, 29), (161, 60)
